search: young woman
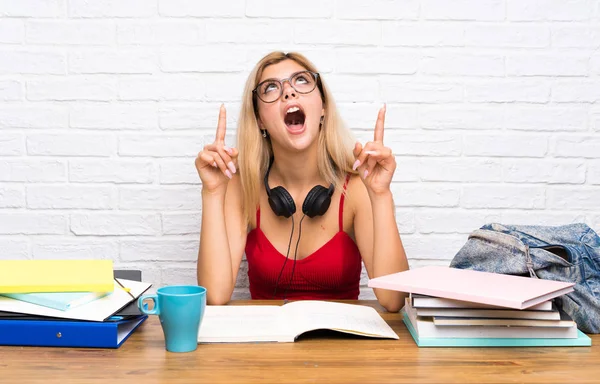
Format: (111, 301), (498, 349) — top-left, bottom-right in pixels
(195, 52), (408, 312)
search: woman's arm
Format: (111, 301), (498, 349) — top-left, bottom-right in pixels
(352, 179), (408, 312)
(351, 105), (409, 312)
(197, 177), (247, 305)
(195, 105), (247, 305)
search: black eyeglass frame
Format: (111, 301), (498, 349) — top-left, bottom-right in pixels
(252, 70), (321, 104)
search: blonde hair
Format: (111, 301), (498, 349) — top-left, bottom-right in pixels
(236, 52), (357, 227)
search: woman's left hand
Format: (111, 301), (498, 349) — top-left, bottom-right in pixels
(352, 104), (396, 196)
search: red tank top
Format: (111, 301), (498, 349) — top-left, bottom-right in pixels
(245, 176), (362, 300)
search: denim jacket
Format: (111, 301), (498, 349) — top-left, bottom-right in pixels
(450, 223), (600, 334)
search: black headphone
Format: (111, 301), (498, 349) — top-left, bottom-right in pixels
(264, 158), (334, 219)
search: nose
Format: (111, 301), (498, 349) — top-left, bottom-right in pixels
(282, 80), (297, 100)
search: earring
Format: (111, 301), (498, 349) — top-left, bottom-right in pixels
(319, 116), (324, 130)
(262, 129), (267, 138)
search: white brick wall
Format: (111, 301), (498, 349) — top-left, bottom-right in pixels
(1, 0), (599, 299)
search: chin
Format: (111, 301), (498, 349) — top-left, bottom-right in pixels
(285, 128), (319, 152)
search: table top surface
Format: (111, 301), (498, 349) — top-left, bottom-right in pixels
(1, 300), (599, 384)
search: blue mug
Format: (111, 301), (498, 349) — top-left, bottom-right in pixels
(138, 285), (206, 353)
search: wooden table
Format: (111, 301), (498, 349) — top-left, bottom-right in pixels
(1, 300), (599, 384)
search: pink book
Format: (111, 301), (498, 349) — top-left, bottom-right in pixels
(368, 266), (575, 310)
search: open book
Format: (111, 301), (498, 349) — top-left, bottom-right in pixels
(197, 301), (399, 343)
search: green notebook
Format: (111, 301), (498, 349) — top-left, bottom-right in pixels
(403, 312), (592, 347)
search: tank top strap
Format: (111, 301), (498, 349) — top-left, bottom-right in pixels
(339, 173), (351, 232)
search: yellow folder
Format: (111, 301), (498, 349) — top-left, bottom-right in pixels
(0, 260), (114, 293)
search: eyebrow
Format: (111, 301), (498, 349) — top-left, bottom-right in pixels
(259, 70), (306, 84)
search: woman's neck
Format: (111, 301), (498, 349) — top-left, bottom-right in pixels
(269, 145), (322, 191)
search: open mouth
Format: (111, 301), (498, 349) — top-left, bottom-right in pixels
(284, 106), (306, 132)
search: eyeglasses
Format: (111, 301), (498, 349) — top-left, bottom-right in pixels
(253, 70), (320, 103)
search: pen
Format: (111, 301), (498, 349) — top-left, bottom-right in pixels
(114, 278), (135, 299)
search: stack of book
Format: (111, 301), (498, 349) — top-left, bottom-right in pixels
(0, 260), (151, 349)
(369, 266), (592, 347)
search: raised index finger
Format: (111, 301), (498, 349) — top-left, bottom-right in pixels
(374, 104), (386, 143)
(216, 104), (227, 143)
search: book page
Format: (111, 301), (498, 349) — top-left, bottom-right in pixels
(282, 301), (398, 340)
(197, 305), (294, 343)
(411, 294), (554, 311)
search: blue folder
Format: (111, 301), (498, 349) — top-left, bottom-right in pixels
(403, 313), (592, 347)
(0, 315), (147, 348)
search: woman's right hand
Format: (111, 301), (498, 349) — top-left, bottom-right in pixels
(195, 105), (238, 194)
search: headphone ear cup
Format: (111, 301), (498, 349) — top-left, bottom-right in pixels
(268, 186), (296, 218)
(302, 185), (333, 218)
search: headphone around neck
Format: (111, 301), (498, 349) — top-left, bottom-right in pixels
(263, 158), (334, 219)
